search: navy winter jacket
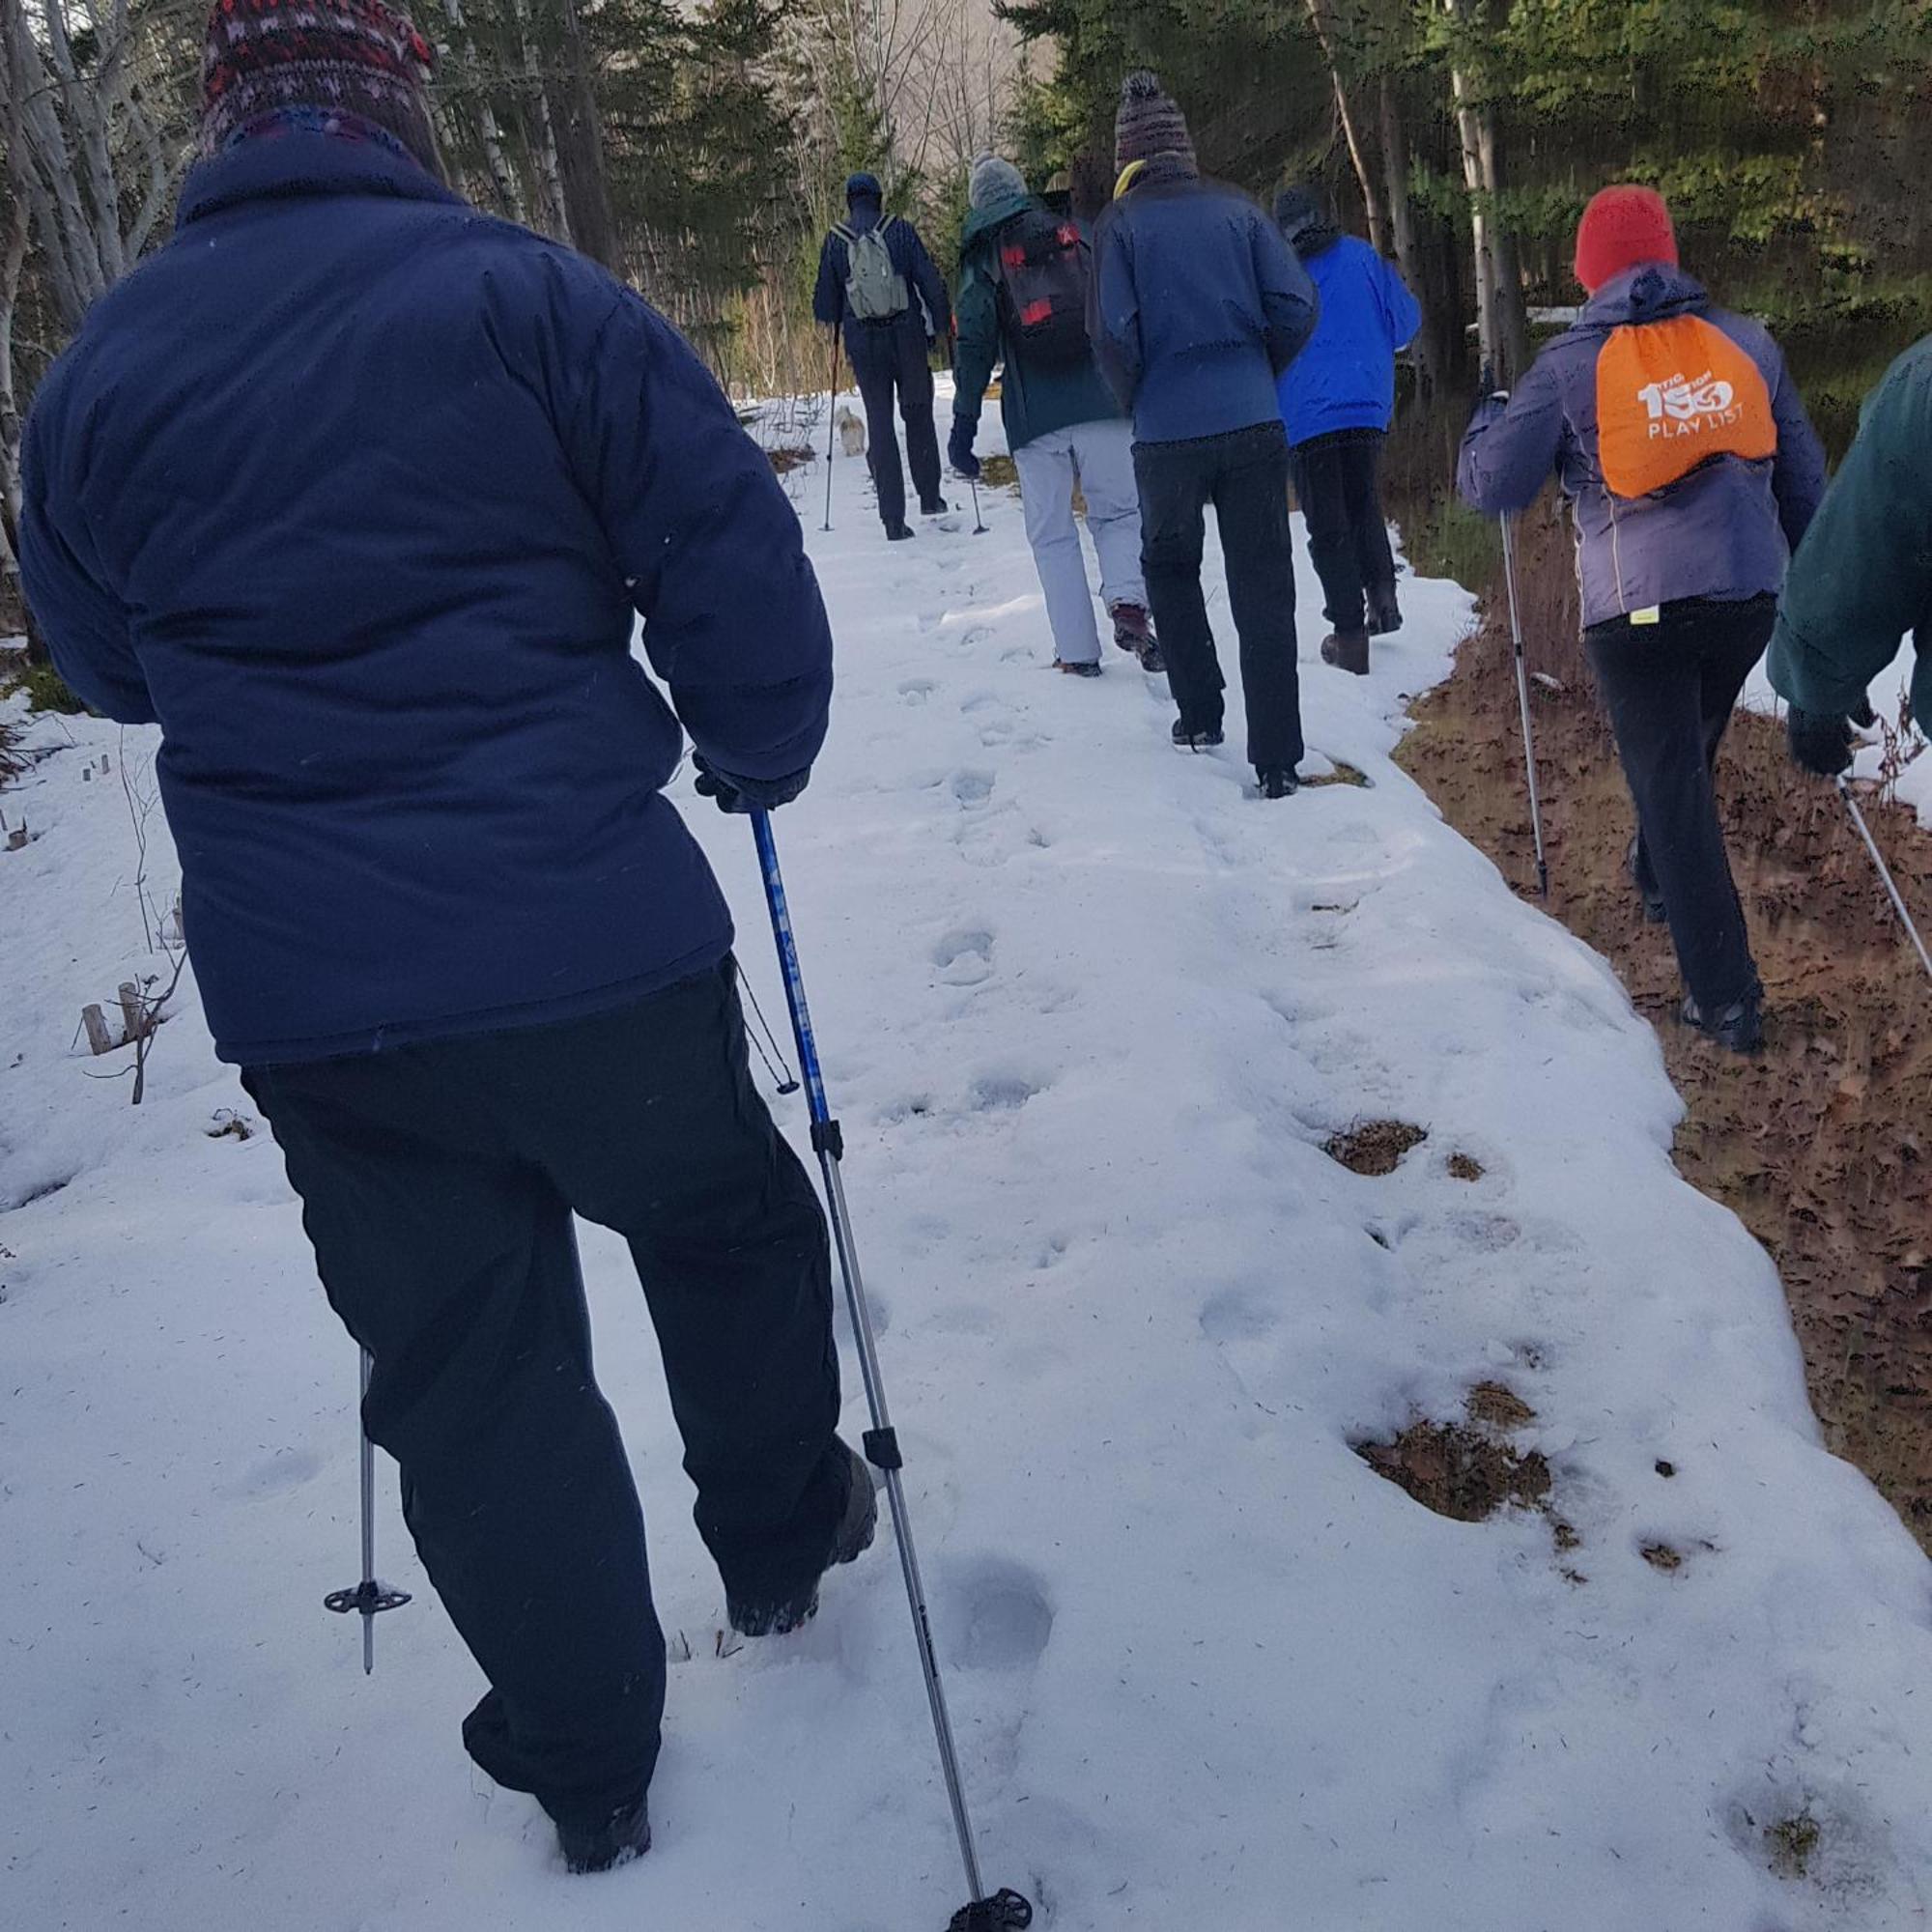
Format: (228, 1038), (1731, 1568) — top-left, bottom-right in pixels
(1092, 163), (1319, 445)
(1275, 235), (1420, 445)
(812, 207), (952, 342)
(20, 131), (834, 1065)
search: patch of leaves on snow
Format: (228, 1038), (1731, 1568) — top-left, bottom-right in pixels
(1302, 760), (1372, 789)
(1766, 1810), (1824, 1881)
(764, 443), (814, 476)
(1447, 1151), (1486, 1181)
(1323, 1119), (1427, 1177)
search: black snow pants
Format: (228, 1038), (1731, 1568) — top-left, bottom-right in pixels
(845, 316), (941, 531)
(1134, 420), (1306, 774)
(1288, 428), (1397, 636)
(1584, 595), (1776, 1013)
(242, 959), (848, 1833)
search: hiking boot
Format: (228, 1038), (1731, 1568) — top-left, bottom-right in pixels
(1627, 836), (1668, 924)
(1171, 718), (1225, 752)
(1054, 659), (1103, 678)
(727, 1441), (878, 1637)
(557, 1797), (651, 1875)
(1680, 990), (1765, 1057)
(1320, 630), (1371, 675)
(1110, 603), (1165, 673)
(885, 521), (915, 542)
(1257, 768), (1299, 799)
(1366, 585), (1403, 637)
(920, 495), (951, 517)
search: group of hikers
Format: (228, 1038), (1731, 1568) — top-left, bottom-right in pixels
(814, 73), (1423, 798)
(821, 84), (1918, 1060)
(14, 0), (1928, 1886)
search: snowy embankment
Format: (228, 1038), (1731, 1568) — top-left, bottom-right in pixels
(6, 397), (1932, 1932)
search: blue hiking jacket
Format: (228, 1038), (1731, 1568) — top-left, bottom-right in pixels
(1092, 163), (1319, 445)
(1275, 235), (1420, 445)
(1457, 265), (1825, 629)
(812, 207), (952, 343)
(20, 130), (835, 1065)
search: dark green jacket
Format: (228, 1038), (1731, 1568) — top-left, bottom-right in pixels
(952, 190), (1122, 450)
(1770, 336), (1932, 729)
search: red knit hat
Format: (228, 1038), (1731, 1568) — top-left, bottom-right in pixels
(200, 0), (439, 170)
(1574, 185), (1678, 294)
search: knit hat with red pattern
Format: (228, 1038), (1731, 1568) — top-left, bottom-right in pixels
(200, 0), (439, 171)
(1574, 185), (1678, 294)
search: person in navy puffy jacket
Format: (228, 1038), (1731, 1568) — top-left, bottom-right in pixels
(21, 0), (873, 1874)
(1273, 185), (1421, 673)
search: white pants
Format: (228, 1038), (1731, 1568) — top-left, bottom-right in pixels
(1012, 419), (1148, 665)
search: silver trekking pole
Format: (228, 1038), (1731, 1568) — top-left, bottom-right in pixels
(1499, 511), (1551, 898)
(751, 811), (1032, 1932)
(822, 336), (841, 534)
(325, 1347), (411, 1673)
(1837, 776), (1932, 983)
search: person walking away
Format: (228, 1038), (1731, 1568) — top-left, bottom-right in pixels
(1458, 185), (1825, 1054)
(1273, 185), (1421, 675)
(951, 153), (1162, 679)
(814, 172), (952, 540)
(1768, 335), (1932, 782)
(21, 0), (871, 1874)
(1091, 71), (1319, 798)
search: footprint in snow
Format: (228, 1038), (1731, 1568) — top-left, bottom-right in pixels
(948, 1557), (1055, 1670)
(1198, 1283), (1281, 1344)
(970, 1071), (1043, 1113)
(952, 769), (995, 807)
(932, 926), (995, 986)
(219, 1445), (324, 1501)
(898, 677), (937, 704)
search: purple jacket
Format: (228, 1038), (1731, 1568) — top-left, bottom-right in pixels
(1457, 266), (1826, 629)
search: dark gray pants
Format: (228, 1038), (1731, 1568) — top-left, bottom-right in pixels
(243, 960), (847, 1831)
(1134, 421), (1305, 773)
(1289, 428), (1396, 635)
(845, 318), (941, 529)
(1585, 596), (1775, 1011)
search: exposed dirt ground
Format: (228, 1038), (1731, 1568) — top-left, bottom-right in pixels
(1397, 504), (1932, 1547)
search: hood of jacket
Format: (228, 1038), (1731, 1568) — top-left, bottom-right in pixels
(1577, 262), (1709, 332)
(960, 188), (1036, 259)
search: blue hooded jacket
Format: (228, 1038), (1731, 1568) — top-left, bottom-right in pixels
(1091, 160), (1319, 445)
(20, 130), (835, 1065)
(1275, 235), (1420, 445)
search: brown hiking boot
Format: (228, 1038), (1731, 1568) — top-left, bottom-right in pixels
(1110, 602), (1165, 673)
(1321, 630), (1371, 676)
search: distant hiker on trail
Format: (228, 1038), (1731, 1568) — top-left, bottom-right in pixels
(1273, 185), (1422, 676)
(1458, 185), (1825, 1056)
(813, 172), (952, 541)
(1769, 337), (1932, 780)
(21, 0), (871, 1876)
(952, 153), (1162, 679)
(1092, 71), (1320, 798)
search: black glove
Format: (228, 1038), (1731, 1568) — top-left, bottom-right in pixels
(949, 419), (980, 481)
(1786, 705), (1861, 779)
(693, 753), (811, 815)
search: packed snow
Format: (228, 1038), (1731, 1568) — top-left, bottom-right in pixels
(6, 393), (1932, 1932)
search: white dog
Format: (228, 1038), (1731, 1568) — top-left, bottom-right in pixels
(836, 406), (867, 459)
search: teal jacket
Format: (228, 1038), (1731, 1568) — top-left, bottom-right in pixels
(1770, 336), (1932, 729)
(952, 189), (1122, 451)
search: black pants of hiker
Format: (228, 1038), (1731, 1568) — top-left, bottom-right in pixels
(1288, 428), (1396, 636)
(241, 959), (847, 1833)
(1584, 596), (1775, 1013)
(1134, 420), (1305, 773)
(845, 318), (940, 531)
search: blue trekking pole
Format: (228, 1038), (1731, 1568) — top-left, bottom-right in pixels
(750, 811), (1033, 1932)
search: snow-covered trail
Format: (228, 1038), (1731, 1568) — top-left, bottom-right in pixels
(6, 400), (1932, 1932)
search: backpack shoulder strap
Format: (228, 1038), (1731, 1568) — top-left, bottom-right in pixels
(832, 222), (855, 244)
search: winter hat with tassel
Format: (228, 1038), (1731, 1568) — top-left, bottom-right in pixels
(1114, 70), (1196, 179)
(200, 0), (440, 174)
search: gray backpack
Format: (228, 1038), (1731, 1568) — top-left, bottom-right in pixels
(836, 216), (910, 322)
